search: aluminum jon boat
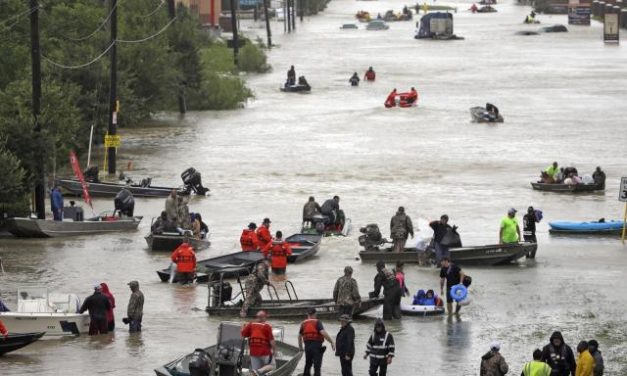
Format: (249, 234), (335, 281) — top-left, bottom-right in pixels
(530, 182), (604, 193)
(0, 332), (45, 355)
(145, 232), (211, 252)
(285, 233), (322, 263)
(6, 215), (142, 238)
(157, 251), (265, 283)
(154, 322), (303, 376)
(549, 220), (624, 235)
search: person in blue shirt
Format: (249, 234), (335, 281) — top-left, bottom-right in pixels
(51, 186), (64, 221)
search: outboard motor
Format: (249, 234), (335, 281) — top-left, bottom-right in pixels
(358, 224), (386, 251)
(114, 188), (135, 217)
(181, 167), (209, 195)
(209, 281), (232, 307)
(140, 177), (152, 188)
(83, 166), (99, 182)
(188, 348), (214, 376)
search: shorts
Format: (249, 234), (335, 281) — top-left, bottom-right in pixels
(250, 355), (274, 370)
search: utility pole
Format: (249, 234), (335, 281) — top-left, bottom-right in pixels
(291, 0), (296, 30)
(29, 0), (45, 219)
(107, 0), (118, 175)
(300, 0), (304, 22)
(166, 0), (186, 114)
(287, 0), (291, 32)
(230, 0), (239, 66)
(263, 0), (272, 48)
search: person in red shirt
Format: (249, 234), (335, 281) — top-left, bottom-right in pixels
(241, 222), (260, 252)
(364, 67), (376, 81)
(0, 318), (8, 338)
(171, 238), (197, 284)
(262, 231), (293, 275)
(256, 218), (273, 250)
(241, 310), (276, 375)
(100, 282), (116, 331)
(384, 89), (397, 108)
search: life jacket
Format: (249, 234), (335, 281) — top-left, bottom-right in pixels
(548, 344), (569, 371)
(256, 226), (272, 248)
(171, 244), (196, 273)
(421, 297), (436, 306)
(246, 322), (273, 355)
(301, 319), (324, 342)
(365, 71), (376, 81)
(266, 240), (291, 269)
(240, 229), (259, 251)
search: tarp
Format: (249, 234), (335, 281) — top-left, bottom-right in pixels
(416, 12), (453, 38)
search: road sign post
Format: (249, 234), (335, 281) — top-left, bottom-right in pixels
(620, 177), (627, 244)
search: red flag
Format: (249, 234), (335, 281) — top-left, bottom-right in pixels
(69, 151), (92, 208)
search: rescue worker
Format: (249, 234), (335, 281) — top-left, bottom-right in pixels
(320, 196), (341, 229)
(364, 319), (395, 376)
(369, 261), (402, 320)
(500, 208), (521, 244)
(303, 196), (322, 224)
(522, 206), (539, 258)
(406, 87), (418, 104)
(256, 218), (273, 250)
(545, 162), (559, 180)
(298, 308), (336, 376)
(390, 206), (414, 253)
(575, 341), (594, 376)
(79, 284), (111, 335)
(240, 263), (270, 317)
(349, 72), (360, 87)
(522, 349), (552, 376)
(480, 341), (509, 376)
(440, 257), (465, 314)
(241, 310), (276, 375)
(51, 185), (64, 221)
(430, 214), (454, 264)
(470, 3), (478, 12)
(262, 231), (293, 275)
(287, 65), (296, 86)
(0, 318), (8, 338)
(171, 238), (197, 284)
(188, 348), (213, 376)
(126, 280), (144, 333)
(541, 331), (577, 376)
(384, 89), (397, 108)
(241, 222), (260, 252)
(333, 266), (361, 317)
(587, 340), (604, 376)
(592, 167), (606, 189)
(100, 282), (116, 331)
(335, 314), (355, 376)
(165, 189), (178, 223)
(364, 67), (376, 81)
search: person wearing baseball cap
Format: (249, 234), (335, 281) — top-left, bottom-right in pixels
(335, 314), (355, 376)
(499, 208), (521, 244)
(256, 218), (272, 249)
(241, 310), (276, 375)
(298, 308), (335, 376)
(240, 222), (260, 252)
(126, 281), (144, 333)
(480, 340), (509, 376)
(79, 284), (111, 335)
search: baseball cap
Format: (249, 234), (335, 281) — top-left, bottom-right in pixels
(507, 208), (517, 215)
(263, 218), (271, 224)
(127, 280), (139, 287)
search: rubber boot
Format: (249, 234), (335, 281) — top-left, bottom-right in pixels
(447, 302), (453, 315)
(455, 303), (461, 314)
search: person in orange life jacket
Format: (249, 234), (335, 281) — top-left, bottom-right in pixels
(298, 308), (336, 376)
(364, 67), (376, 81)
(257, 218), (273, 249)
(406, 87), (418, 104)
(241, 310), (277, 376)
(241, 222), (260, 251)
(0, 318), (8, 338)
(262, 231), (293, 275)
(171, 237), (197, 284)
(384, 89), (397, 108)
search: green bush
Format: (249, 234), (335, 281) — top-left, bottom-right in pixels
(238, 42), (271, 73)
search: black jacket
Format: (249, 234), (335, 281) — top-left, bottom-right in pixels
(540, 331), (576, 376)
(335, 323), (355, 358)
(366, 319), (395, 359)
(429, 221), (451, 243)
(79, 292), (111, 321)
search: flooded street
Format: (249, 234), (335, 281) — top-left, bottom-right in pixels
(2, 0), (627, 374)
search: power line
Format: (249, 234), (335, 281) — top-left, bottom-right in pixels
(137, 0), (165, 18)
(57, 0), (124, 41)
(117, 16), (175, 43)
(41, 41), (114, 69)
(0, 5), (38, 31)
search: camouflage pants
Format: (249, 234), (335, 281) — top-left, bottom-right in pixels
(241, 290), (262, 315)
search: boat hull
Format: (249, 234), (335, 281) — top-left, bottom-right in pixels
(157, 251), (265, 283)
(531, 182), (604, 193)
(56, 178), (186, 198)
(360, 243), (537, 266)
(0, 332), (45, 355)
(0, 312), (90, 337)
(470, 106), (504, 123)
(207, 298), (383, 319)
(285, 233), (322, 263)
(549, 220), (624, 235)
(145, 233), (211, 252)
(6, 217), (142, 238)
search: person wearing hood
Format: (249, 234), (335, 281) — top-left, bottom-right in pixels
(541, 331), (577, 376)
(335, 314), (355, 376)
(575, 341), (594, 376)
(79, 284), (111, 335)
(522, 207), (539, 252)
(349, 73), (360, 87)
(369, 261), (402, 320)
(390, 207), (414, 253)
(480, 341), (509, 376)
(521, 349), (552, 376)
(587, 340), (603, 376)
(364, 319), (394, 376)
(364, 67), (376, 81)
(100, 283), (116, 331)
(592, 167), (606, 189)
(51, 185), (64, 221)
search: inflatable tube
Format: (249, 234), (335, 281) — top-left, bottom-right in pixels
(400, 302), (445, 316)
(450, 284), (467, 302)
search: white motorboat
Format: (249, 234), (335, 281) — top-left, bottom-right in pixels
(0, 287), (90, 338)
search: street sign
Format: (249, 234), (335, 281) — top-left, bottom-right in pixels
(104, 134), (121, 148)
(620, 177), (627, 202)
(568, 4), (591, 25)
(604, 13), (620, 44)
